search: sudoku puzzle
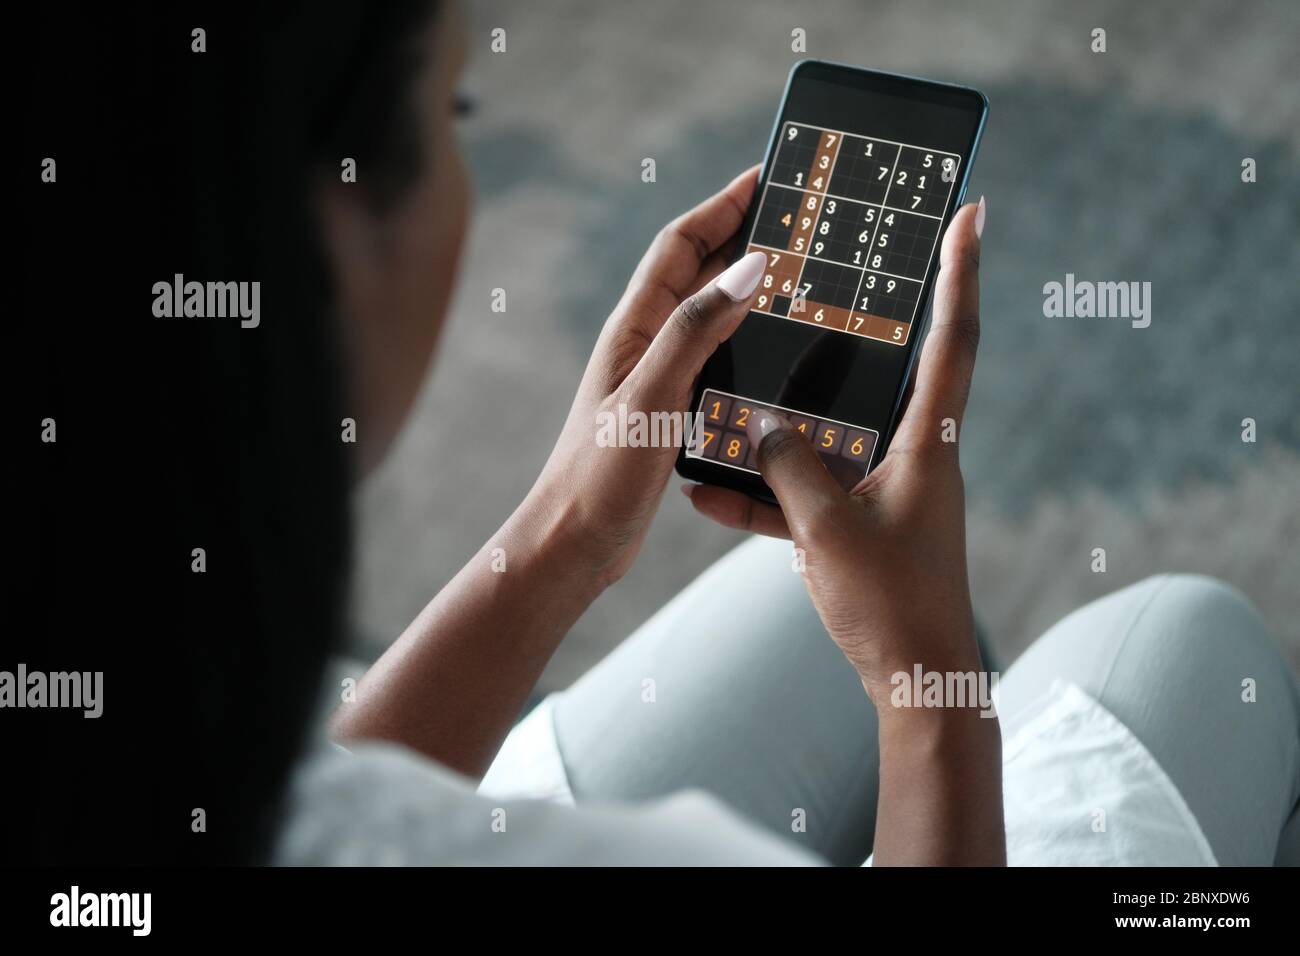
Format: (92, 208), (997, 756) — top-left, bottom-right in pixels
(746, 122), (960, 346)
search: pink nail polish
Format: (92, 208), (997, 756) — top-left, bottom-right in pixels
(716, 251), (767, 301)
(974, 195), (986, 239)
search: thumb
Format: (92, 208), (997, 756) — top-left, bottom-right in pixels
(746, 408), (848, 540)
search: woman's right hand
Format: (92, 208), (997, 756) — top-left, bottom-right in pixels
(686, 200), (988, 705)
(688, 199), (1002, 866)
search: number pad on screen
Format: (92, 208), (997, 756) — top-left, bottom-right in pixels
(686, 388), (879, 491)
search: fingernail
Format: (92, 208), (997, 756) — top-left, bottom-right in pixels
(974, 195), (986, 239)
(679, 483), (696, 499)
(716, 250), (767, 301)
(746, 408), (787, 448)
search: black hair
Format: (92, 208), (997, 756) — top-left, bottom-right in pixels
(21, 0), (439, 864)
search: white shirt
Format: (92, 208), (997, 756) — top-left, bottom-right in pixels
(275, 681), (1214, 866)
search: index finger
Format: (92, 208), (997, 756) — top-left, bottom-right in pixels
(889, 198), (984, 458)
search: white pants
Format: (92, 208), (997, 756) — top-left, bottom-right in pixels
(542, 537), (1300, 865)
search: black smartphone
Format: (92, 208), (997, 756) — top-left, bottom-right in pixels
(676, 60), (988, 500)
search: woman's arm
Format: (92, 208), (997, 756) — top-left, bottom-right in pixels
(874, 705), (1004, 865)
(330, 487), (605, 778)
(332, 169), (769, 777)
(688, 199), (1005, 865)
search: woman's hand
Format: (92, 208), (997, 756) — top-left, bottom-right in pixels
(686, 199), (1005, 865)
(687, 199), (987, 704)
(524, 167), (767, 586)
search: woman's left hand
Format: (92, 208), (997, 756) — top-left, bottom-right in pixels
(525, 167), (766, 585)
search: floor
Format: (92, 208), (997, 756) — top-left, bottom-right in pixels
(351, 0), (1300, 689)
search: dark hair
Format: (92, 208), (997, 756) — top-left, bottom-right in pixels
(22, 1), (438, 864)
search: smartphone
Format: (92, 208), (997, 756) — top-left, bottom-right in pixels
(676, 60), (988, 500)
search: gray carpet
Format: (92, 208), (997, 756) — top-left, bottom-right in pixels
(352, 0), (1300, 687)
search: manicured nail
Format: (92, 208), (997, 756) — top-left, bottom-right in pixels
(974, 195), (986, 239)
(746, 408), (787, 448)
(716, 250), (767, 301)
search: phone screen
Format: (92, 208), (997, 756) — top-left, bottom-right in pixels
(677, 61), (987, 499)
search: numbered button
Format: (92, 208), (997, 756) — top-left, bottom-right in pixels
(718, 431), (750, 465)
(701, 392), (732, 427)
(842, 429), (876, 464)
(693, 425), (723, 459)
(728, 402), (759, 431)
(813, 422), (845, 455)
(787, 413), (817, 439)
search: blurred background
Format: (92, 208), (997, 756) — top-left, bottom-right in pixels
(350, 0), (1300, 691)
